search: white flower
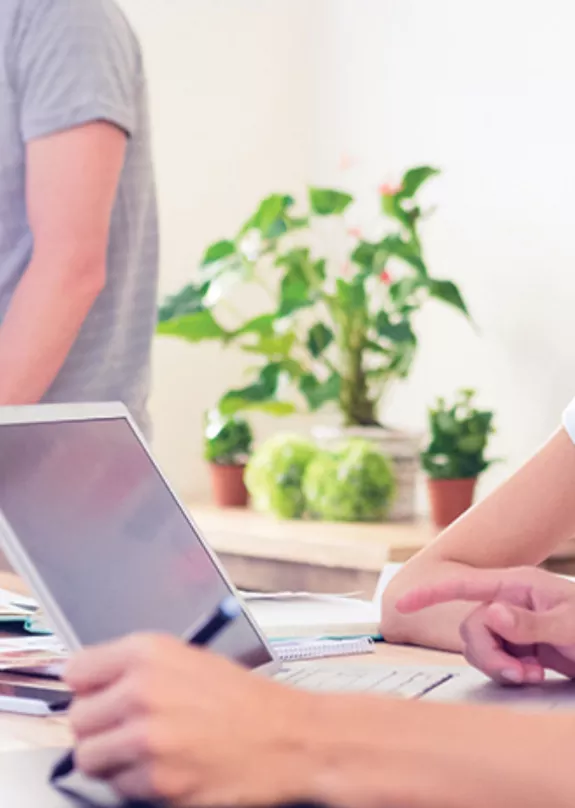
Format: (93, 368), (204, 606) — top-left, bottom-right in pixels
(239, 229), (263, 262)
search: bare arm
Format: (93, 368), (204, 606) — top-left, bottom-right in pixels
(0, 122), (126, 404)
(307, 694), (575, 808)
(381, 428), (575, 650)
(66, 635), (575, 808)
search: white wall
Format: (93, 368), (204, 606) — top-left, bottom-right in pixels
(308, 0), (575, 498)
(117, 0), (319, 499)
(120, 0), (575, 504)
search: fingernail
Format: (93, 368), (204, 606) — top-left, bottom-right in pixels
(501, 669), (523, 684)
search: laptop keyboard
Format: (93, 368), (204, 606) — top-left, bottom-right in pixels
(276, 663), (455, 698)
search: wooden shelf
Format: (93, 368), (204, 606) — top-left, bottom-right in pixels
(189, 504), (438, 596)
(188, 503), (575, 592)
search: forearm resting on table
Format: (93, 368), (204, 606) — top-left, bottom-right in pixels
(0, 252), (104, 404)
(303, 694), (575, 808)
(380, 429), (575, 649)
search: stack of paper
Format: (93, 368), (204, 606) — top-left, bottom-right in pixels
(244, 565), (406, 641)
(0, 636), (66, 675)
(247, 592), (381, 640)
(0, 588), (38, 624)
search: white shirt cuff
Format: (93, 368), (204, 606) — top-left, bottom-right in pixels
(562, 398), (575, 444)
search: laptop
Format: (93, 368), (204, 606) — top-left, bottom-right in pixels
(0, 402), (573, 709)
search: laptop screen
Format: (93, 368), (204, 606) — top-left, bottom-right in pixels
(0, 416), (274, 670)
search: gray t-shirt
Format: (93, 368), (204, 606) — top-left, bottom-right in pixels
(0, 0), (159, 434)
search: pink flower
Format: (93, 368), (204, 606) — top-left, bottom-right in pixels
(347, 227), (362, 239)
(338, 152), (355, 171)
(380, 270), (392, 285)
(378, 183), (402, 197)
(342, 261), (351, 276)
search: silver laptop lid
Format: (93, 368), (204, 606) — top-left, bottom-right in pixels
(0, 403), (276, 673)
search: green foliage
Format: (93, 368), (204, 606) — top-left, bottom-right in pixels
(157, 165), (471, 426)
(421, 389), (496, 480)
(244, 435), (317, 518)
(204, 411), (253, 465)
(302, 440), (396, 522)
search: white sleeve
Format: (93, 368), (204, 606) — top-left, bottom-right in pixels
(561, 398), (575, 444)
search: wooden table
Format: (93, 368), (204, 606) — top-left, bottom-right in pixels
(190, 503), (575, 595)
(0, 572), (463, 754)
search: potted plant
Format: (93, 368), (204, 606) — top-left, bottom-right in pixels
(421, 389), (495, 528)
(158, 165), (472, 520)
(204, 410), (253, 508)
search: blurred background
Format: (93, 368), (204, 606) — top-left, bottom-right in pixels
(117, 0), (574, 512)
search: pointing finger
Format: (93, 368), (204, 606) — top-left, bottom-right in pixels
(396, 574), (531, 614)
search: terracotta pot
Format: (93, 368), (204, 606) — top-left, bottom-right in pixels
(427, 477), (477, 529)
(209, 464), (249, 508)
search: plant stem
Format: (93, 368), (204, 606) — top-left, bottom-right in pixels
(339, 342), (379, 426)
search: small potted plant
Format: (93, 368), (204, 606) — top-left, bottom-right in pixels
(157, 165), (472, 522)
(204, 410), (253, 508)
(421, 389), (495, 528)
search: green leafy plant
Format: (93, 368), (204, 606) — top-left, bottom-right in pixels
(158, 166), (471, 426)
(244, 434), (317, 518)
(204, 411), (253, 466)
(421, 389), (495, 480)
(303, 440), (396, 522)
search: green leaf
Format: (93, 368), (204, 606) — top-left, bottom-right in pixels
(299, 373), (341, 411)
(279, 275), (311, 317)
(157, 283), (207, 322)
(375, 311), (416, 343)
(156, 310), (227, 342)
(336, 278), (366, 313)
(277, 249), (317, 316)
(381, 193), (412, 229)
(241, 333), (295, 358)
(389, 277), (423, 309)
(278, 358), (307, 379)
(201, 240), (236, 266)
(309, 188), (353, 216)
(204, 411), (253, 463)
(220, 363), (283, 408)
(219, 361), (297, 416)
(428, 279), (470, 317)
(314, 258), (327, 282)
(364, 340), (392, 355)
(219, 398), (296, 417)
(457, 434), (486, 454)
(289, 217), (309, 230)
(242, 194), (295, 240)
(307, 323), (334, 358)
(399, 166), (440, 198)
(351, 241), (389, 275)
(381, 235), (428, 277)
(351, 241), (378, 270)
(233, 314), (276, 338)
(387, 340), (417, 378)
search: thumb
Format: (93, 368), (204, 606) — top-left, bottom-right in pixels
(485, 602), (575, 646)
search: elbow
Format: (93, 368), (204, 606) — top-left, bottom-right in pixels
(64, 250), (107, 300)
(33, 247), (107, 302)
(76, 261), (106, 302)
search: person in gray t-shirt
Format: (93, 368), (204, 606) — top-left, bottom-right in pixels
(0, 0), (159, 435)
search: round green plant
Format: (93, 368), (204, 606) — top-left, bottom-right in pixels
(245, 434), (317, 519)
(204, 411), (253, 466)
(302, 439), (396, 522)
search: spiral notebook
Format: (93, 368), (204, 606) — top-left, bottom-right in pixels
(273, 636), (375, 663)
